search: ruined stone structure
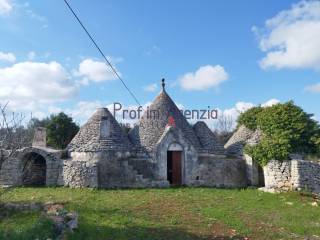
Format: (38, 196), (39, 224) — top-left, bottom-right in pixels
(0, 80), (249, 188)
(1, 80), (319, 192)
(224, 125), (320, 194)
(263, 159), (320, 193)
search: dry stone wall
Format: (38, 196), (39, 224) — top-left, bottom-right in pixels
(263, 159), (320, 193)
(194, 155), (247, 188)
(0, 147), (62, 186)
(263, 160), (292, 191)
(0, 157), (21, 186)
(62, 160), (98, 188)
(63, 150), (169, 188)
(291, 160), (320, 193)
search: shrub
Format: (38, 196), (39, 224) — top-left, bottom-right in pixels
(237, 106), (263, 130)
(238, 101), (320, 165)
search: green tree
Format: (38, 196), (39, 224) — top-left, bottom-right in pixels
(237, 106), (263, 130)
(46, 112), (79, 149)
(27, 117), (50, 129)
(238, 101), (320, 165)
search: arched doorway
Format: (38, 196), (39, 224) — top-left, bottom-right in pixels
(22, 152), (47, 186)
(167, 143), (183, 185)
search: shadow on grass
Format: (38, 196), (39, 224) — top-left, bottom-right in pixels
(66, 225), (245, 240)
(0, 209), (56, 240)
(0, 208), (245, 240)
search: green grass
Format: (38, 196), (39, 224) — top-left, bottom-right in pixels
(0, 187), (319, 240)
(0, 209), (55, 240)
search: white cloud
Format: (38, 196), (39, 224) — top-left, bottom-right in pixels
(75, 58), (119, 85)
(209, 99), (281, 131)
(0, 61), (77, 112)
(0, 51), (15, 63)
(62, 101), (153, 126)
(254, 1), (320, 70)
(143, 83), (157, 92)
(0, 0), (12, 15)
(223, 101), (256, 123)
(27, 51), (36, 60)
(261, 98), (280, 107)
(305, 83), (320, 93)
(179, 65), (228, 91)
(65, 101), (105, 124)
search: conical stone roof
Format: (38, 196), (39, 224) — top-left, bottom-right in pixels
(193, 121), (225, 154)
(129, 86), (201, 152)
(68, 108), (132, 152)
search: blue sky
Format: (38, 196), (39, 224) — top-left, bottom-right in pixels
(0, 0), (319, 127)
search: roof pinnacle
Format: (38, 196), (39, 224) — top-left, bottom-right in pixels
(161, 78), (165, 91)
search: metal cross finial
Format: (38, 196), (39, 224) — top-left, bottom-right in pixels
(161, 78), (165, 91)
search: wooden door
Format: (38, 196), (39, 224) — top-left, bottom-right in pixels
(171, 151), (182, 185)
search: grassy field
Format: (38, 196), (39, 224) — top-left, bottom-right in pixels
(0, 187), (319, 240)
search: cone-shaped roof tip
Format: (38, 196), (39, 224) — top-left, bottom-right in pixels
(129, 81), (202, 151)
(68, 107), (132, 152)
(161, 78), (165, 91)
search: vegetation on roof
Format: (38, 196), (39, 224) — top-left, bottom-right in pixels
(237, 101), (320, 165)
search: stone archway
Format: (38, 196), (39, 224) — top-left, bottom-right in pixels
(21, 152), (47, 186)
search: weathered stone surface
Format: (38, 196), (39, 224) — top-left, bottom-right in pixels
(8, 84), (320, 191)
(194, 155), (247, 188)
(62, 159), (98, 188)
(224, 125), (262, 156)
(193, 121), (225, 154)
(68, 108), (132, 152)
(263, 159), (320, 193)
(154, 126), (198, 185)
(291, 160), (320, 193)
(129, 88), (201, 153)
(264, 160), (292, 191)
(32, 127), (47, 147)
(0, 147), (62, 186)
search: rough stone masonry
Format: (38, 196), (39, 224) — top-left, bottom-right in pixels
(0, 80), (319, 193)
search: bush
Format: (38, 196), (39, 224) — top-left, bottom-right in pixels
(238, 101), (320, 165)
(237, 106), (263, 130)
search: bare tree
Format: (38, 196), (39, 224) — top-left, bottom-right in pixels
(214, 115), (235, 145)
(214, 115), (234, 134)
(0, 103), (32, 170)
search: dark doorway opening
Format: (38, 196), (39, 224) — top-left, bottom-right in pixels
(22, 152), (46, 186)
(167, 151), (182, 185)
(258, 165), (265, 187)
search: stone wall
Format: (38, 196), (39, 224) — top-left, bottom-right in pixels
(62, 160), (98, 188)
(0, 157), (21, 186)
(263, 160), (292, 191)
(0, 147), (62, 187)
(154, 126), (198, 185)
(67, 151), (169, 188)
(291, 160), (320, 193)
(193, 154), (247, 188)
(97, 155), (138, 188)
(263, 159), (320, 193)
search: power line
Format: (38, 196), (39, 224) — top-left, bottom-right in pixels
(63, 0), (141, 106)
